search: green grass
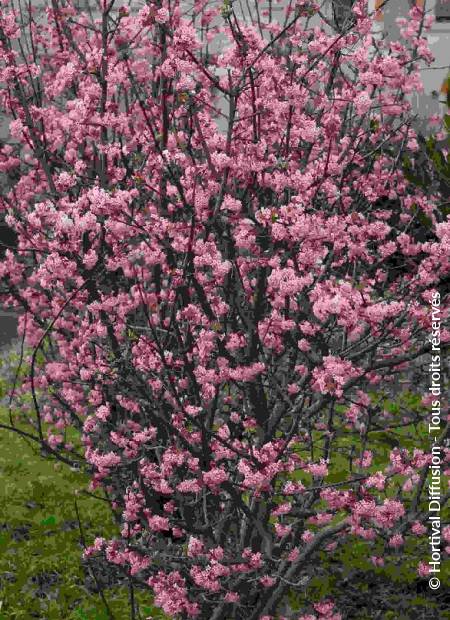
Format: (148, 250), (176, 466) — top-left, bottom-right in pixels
(0, 371), (165, 619)
(0, 414), (162, 619)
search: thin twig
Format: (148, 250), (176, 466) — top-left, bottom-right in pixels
(74, 500), (116, 620)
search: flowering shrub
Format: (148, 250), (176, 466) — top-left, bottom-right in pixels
(0, 1), (449, 619)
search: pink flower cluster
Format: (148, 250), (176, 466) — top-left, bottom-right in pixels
(0, 0), (446, 618)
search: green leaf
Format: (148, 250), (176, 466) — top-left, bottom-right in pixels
(40, 515), (57, 527)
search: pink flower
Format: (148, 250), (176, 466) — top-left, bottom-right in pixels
(147, 515), (170, 532)
(271, 503), (292, 517)
(95, 405), (110, 421)
(155, 8), (169, 23)
(311, 356), (361, 398)
(86, 448), (121, 470)
(372, 499), (405, 528)
(354, 92), (371, 115)
(83, 536), (106, 557)
(308, 513), (333, 526)
(209, 546), (224, 561)
(355, 450), (372, 468)
(55, 171), (75, 192)
(302, 530), (315, 544)
(187, 536), (205, 558)
(364, 471), (386, 490)
(9, 118), (24, 139)
(128, 551), (150, 575)
(402, 478), (414, 492)
(176, 479), (202, 493)
(283, 481), (306, 494)
(307, 459), (329, 478)
(259, 575), (276, 587)
(411, 521), (427, 536)
(313, 599), (336, 617)
(370, 556), (384, 567)
(242, 549), (263, 569)
(295, 364), (308, 376)
(275, 523), (292, 537)
(202, 467), (229, 488)
(417, 561), (430, 577)
(388, 534), (404, 548)
(298, 338), (311, 352)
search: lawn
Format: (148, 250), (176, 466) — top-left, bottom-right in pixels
(0, 347), (165, 620)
